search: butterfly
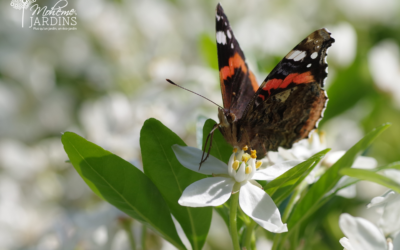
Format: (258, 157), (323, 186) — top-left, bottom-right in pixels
(210, 3), (335, 160)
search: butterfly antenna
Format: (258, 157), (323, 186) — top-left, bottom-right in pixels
(166, 79), (223, 109)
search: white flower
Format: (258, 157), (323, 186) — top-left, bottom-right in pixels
(271, 131), (377, 198)
(172, 145), (301, 233)
(325, 151), (377, 198)
(368, 190), (400, 236)
(339, 213), (394, 250)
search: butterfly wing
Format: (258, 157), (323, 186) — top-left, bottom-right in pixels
(216, 4), (258, 120)
(238, 29), (335, 157)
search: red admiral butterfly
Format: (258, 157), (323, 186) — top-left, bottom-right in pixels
(214, 4), (334, 159)
(168, 4), (334, 163)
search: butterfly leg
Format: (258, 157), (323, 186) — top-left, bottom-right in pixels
(199, 123), (219, 169)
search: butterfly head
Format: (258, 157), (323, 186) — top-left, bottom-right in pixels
(218, 107), (237, 127)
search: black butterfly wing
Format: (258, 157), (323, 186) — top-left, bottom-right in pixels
(238, 29), (335, 157)
(216, 3), (258, 120)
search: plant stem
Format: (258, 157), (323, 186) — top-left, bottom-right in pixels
(282, 180), (306, 222)
(121, 218), (136, 250)
(272, 234), (281, 250)
(230, 190), (241, 250)
(273, 181), (307, 250)
(141, 224), (147, 250)
(243, 219), (257, 250)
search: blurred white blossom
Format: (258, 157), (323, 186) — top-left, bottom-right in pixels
(369, 40), (400, 109)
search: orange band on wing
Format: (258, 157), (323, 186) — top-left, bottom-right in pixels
(293, 71), (314, 84)
(280, 73), (299, 88)
(262, 78), (283, 95)
(280, 71), (315, 88)
(249, 71), (259, 92)
(220, 53), (248, 80)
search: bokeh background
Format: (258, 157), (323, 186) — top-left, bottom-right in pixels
(1, 0), (400, 249)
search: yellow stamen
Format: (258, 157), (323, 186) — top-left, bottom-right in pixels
(232, 160), (240, 170)
(233, 147), (238, 153)
(250, 149), (257, 159)
(256, 161), (262, 169)
(245, 166), (252, 174)
(242, 145), (248, 151)
(242, 153), (250, 163)
(319, 130), (326, 144)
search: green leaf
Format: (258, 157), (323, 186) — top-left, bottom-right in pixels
(61, 132), (186, 250)
(140, 118), (212, 250)
(286, 123), (391, 236)
(327, 161), (400, 197)
(265, 149), (330, 205)
(377, 161), (400, 171)
(196, 115), (208, 149)
(202, 119), (232, 163)
(340, 168), (400, 193)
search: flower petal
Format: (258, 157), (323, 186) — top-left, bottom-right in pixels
(339, 213), (388, 250)
(235, 162), (246, 182)
(249, 179), (263, 189)
(172, 145), (228, 175)
(393, 232), (400, 250)
(353, 156), (378, 169)
(278, 147), (297, 161)
(326, 176), (358, 199)
(252, 160), (301, 181)
(323, 151), (345, 167)
(227, 153), (235, 177)
(239, 182), (287, 233)
(339, 237), (356, 250)
(367, 190), (397, 208)
(178, 177), (234, 207)
(378, 193), (400, 235)
(382, 169), (400, 184)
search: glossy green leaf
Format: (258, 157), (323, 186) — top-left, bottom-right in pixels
(286, 123), (391, 236)
(377, 161), (400, 171)
(140, 118), (212, 250)
(265, 149), (330, 205)
(196, 115), (208, 149)
(327, 161), (400, 197)
(202, 119), (232, 164)
(61, 132), (186, 250)
(340, 168), (400, 193)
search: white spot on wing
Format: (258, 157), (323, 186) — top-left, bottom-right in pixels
(227, 30), (232, 39)
(324, 47), (330, 64)
(287, 50), (301, 59)
(286, 50), (306, 61)
(225, 22), (227, 26)
(231, 43), (234, 49)
(216, 31), (227, 45)
(311, 52), (318, 59)
(307, 63), (312, 68)
(216, 14), (221, 21)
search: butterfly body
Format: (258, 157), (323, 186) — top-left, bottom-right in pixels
(215, 4), (334, 158)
